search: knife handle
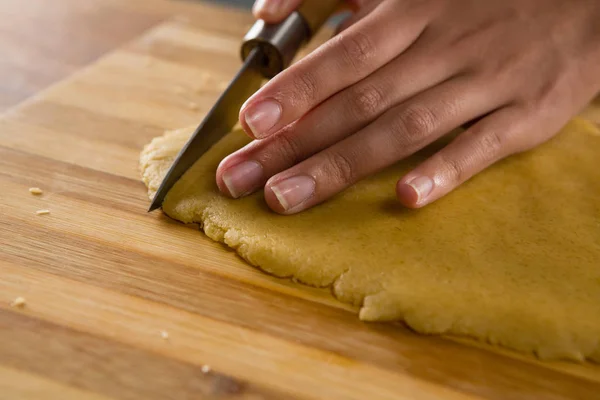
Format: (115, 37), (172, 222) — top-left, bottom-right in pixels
(297, 0), (342, 37)
(241, 0), (343, 79)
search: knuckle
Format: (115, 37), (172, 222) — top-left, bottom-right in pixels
(441, 154), (466, 184)
(271, 131), (304, 166)
(348, 83), (386, 120)
(392, 105), (438, 142)
(533, 74), (567, 108)
(335, 31), (376, 74)
(516, 79), (563, 114)
(290, 70), (320, 104)
(477, 129), (505, 159)
(325, 151), (356, 184)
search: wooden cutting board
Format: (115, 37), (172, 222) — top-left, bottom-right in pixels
(1, 3), (599, 399)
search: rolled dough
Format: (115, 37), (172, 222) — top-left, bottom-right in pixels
(140, 119), (600, 362)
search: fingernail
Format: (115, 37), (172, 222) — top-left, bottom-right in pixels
(253, 0), (282, 17)
(244, 99), (282, 138)
(407, 176), (434, 204)
(222, 161), (263, 198)
(269, 175), (316, 211)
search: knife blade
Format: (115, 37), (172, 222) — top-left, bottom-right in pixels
(148, 48), (264, 212)
(149, 0), (342, 212)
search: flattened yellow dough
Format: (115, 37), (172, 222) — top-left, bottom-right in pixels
(140, 119), (600, 362)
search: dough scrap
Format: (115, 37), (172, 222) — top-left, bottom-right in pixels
(140, 120), (600, 362)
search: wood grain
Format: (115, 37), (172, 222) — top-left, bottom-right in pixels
(0, 366), (112, 400)
(0, 2), (599, 399)
(0, 0), (171, 113)
(0, 309), (288, 400)
(0, 0), (256, 113)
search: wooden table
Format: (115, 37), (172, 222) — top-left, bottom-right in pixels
(0, 0), (209, 113)
(0, 1), (599, 399)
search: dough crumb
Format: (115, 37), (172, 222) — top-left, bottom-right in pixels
(160, 330), (169, 340)
(188, 102), (199, 111)
(201, 365), (211, 374)
(36, 209), (50, 215)
(29, 187), (43, 195)
(10, 297), (26, 308)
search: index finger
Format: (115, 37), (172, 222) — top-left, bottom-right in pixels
(239, 0), (428, 139)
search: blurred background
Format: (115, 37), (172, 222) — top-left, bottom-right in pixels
(0, 0), (251, 113)
(0, 0), (347, 113)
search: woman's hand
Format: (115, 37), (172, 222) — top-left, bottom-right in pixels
(217, 0), (600, 214)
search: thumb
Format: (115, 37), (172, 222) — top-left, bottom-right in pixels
(253, 0), (305, 23)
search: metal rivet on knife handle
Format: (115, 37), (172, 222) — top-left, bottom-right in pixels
(241, 0), (343, 78)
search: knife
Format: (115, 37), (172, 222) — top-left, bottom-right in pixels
(149, 0), (342, 212)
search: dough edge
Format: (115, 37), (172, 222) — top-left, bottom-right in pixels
(139, 121), (600, 363)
